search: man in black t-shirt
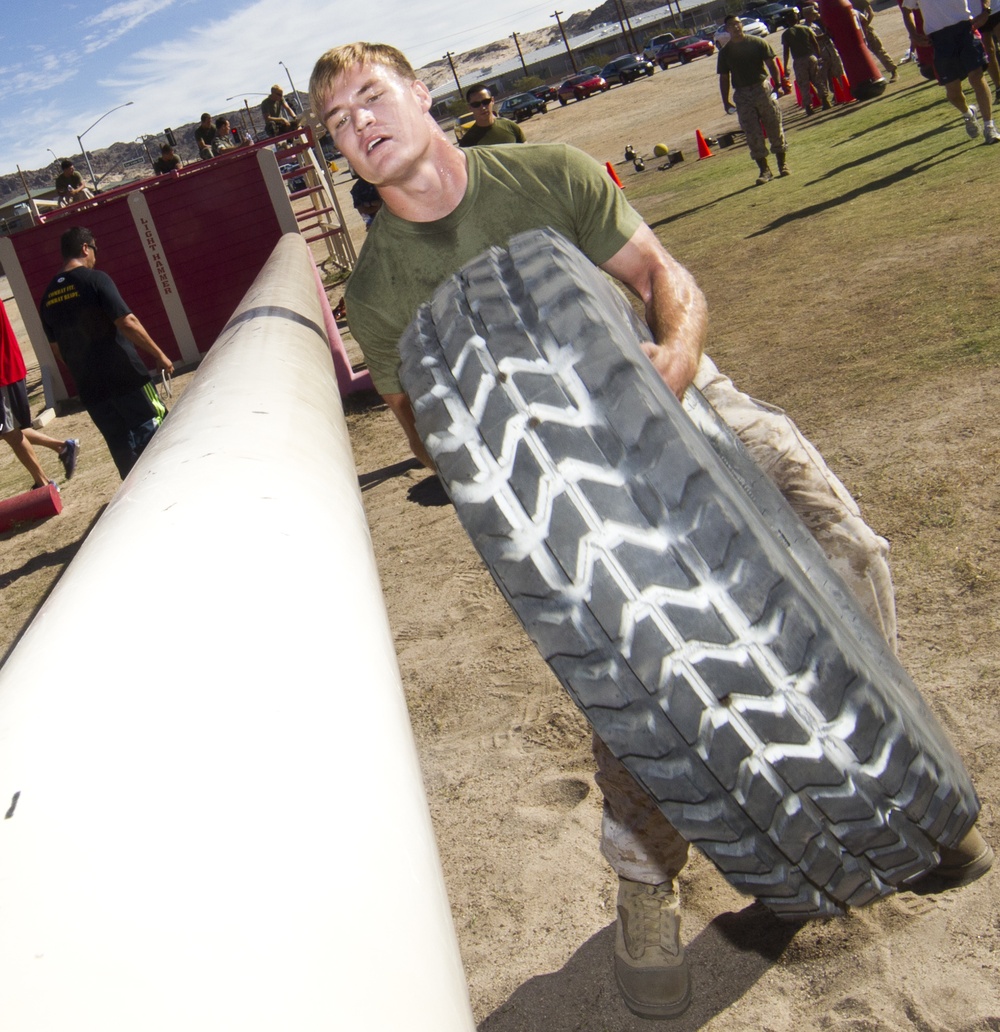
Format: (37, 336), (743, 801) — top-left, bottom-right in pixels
(39, 226), (174, 478)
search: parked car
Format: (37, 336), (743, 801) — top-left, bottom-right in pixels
(556, 71), (610, 104)
(531, 84), (559, 103)
(655, 35), (716, 67)
(578, 65), (604, 76)
(497, 92), (547, 121)
(743, 2), (798, 29)
(642, 33), (676, 61)
(714, 14), (769, 41)
(740, 15), (771, 35)
(600, 53), (656, 85)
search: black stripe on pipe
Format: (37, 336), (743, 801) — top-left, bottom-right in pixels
(223, 305), (326, 341)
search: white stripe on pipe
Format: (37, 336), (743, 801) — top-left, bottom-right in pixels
(0, 233), (476, 1032)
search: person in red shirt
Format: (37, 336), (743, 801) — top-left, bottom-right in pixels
(1, 298), (79, 489)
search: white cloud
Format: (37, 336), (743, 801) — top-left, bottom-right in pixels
(7, 51), (80, 93)
(82, 0), (177, 53)
(2, 0), (559, 175)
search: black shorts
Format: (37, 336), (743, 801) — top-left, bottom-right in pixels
(930, 20), (988, 84)
(0, 379), (31, 434)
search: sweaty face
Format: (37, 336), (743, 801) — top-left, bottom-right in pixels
(319, 64), (432, 187)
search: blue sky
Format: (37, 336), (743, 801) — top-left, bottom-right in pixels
(1, 0), (572, 177)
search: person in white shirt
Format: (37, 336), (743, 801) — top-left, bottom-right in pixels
(901, 0), (999, 141)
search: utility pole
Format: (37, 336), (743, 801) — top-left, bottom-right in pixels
(618, 0), (640, 53)
(512, 32), (529, 76)
(551, 11), (578, 73)
(612, 0), (635, 52)
(444, 52), (463, 97)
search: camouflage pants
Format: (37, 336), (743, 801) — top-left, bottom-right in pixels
(793, 54), (831, 104)
(819, 37), (845, 81)
(596, 353), (897, 885)
(863, 21), (897, 74)
(733, 83), (787, 163)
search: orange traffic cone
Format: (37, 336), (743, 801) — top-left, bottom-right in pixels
(605, 161), (624, 187)
(695, 129), (713, 159)
(794, 81), (804, 107)
(838, 76), (855, 102)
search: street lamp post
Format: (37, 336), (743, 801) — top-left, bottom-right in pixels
(278, 61), (302, 113)
(77, 100), (134, 192)
(136, 135), (156, 165)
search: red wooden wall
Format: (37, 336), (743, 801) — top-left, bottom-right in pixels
(1, 144), (296, 400)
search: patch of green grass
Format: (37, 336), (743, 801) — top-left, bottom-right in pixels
(624, 73), (1000, 415)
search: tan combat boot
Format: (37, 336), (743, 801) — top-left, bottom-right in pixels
(755, 159), (773, 185)
(614, 877), (691, 1019)
(934, 825), (994, 884)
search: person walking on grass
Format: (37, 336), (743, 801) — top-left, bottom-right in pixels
(718, 13), (791, 183)
(1, 298), (78, 490)
(902, 0), (1000, 141)
(782, 10), (833, 112)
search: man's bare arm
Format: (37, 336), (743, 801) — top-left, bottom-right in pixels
(380, 225), (706, 465)
(600, 223), (708, 398)
(900, 6), (929, 43)
(115, 313), (175, 374)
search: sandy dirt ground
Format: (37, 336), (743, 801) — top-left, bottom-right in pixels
(3, 9), (999, 1029)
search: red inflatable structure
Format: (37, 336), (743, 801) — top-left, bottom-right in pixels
(819, 0), (887, 99)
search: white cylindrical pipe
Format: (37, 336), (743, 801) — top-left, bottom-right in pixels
(0, 234), (475, 1032)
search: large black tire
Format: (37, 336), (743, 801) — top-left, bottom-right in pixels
(398, 228), (980, 918)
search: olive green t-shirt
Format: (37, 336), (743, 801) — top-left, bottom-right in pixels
(458, 117), (526, 147)
(345, 143), (643, 395)
(781, 24), (818, 59)
(716, 36), (777, 88)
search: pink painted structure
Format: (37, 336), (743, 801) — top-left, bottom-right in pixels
(0, 129), (369, 406)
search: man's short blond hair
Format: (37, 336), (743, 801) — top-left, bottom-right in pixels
(309, 42), (417, 119)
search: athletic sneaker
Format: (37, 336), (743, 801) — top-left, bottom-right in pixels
(59, 439), (79, 479)
(984, 121), (1000, 144)
(964, 106), (981, 138)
